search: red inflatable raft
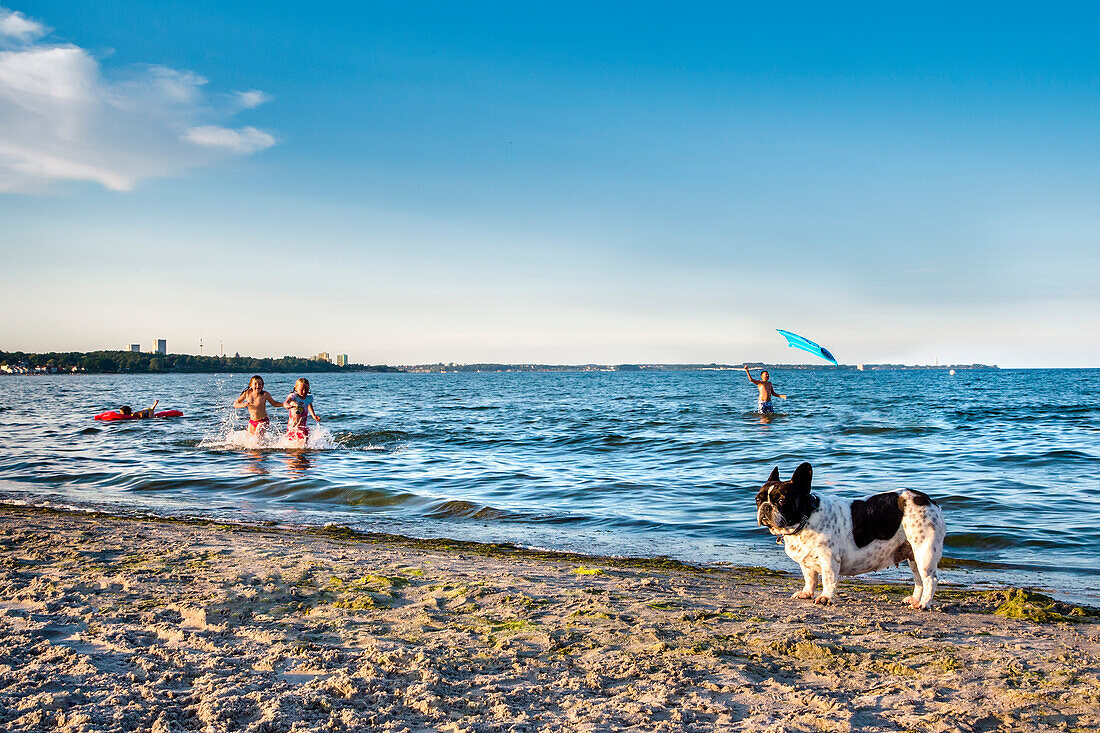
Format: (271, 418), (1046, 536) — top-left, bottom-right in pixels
(94, 410), (184, 421)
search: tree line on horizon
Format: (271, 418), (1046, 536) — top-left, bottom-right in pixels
(0, 350), (401, 374)
(2, 350), (999, 374)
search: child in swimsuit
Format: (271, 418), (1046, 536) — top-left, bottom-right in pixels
(233, 375), (282, 436)
(744, 366), (788, 414)
(284, 377), (320, 443)
(120, 399), (158, 419)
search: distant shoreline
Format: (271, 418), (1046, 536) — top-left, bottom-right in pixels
(1, 352), (1002, 376)
(398, 362), (1001, 373)
(0, 349), (401, 375)
(1, 348), (1005, 376)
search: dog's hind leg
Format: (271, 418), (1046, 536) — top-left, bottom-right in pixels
(903, 503), (946, 610)
(910, 551), (939, 609)
(906, 559), (924, 607)
(909, 532), (943, 610)
(892, 542), (922, 607)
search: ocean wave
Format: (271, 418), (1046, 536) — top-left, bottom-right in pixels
(987, 449), (1096, 466)
(335, 430), (411, 449)
(834, 425), (944, 437)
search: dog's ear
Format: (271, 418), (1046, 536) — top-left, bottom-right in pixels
(767, 466), (780, 484)
(792, 462), (812, 492)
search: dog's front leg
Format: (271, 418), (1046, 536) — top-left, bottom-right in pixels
(815, 557), (840, 605)
(793, 565), (817, 600)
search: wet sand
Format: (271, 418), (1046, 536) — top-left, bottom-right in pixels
(1, 506), (1097, 732)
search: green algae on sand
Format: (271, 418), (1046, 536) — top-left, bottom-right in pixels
(994, 588), (1100, 623)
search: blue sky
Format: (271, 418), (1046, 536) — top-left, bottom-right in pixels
(2, 2), (1097, 366)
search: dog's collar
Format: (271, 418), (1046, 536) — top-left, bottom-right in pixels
(776, 495), (819, 544)
(777, 518), (808, 544)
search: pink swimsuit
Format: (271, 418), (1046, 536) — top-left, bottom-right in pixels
(285, 392), (313, 441)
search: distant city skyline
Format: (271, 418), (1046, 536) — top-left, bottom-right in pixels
(2, 3), (1098, 367)
(117, 343), (357, 363)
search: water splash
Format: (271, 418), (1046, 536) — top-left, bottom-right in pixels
(198, 410), (341, 451)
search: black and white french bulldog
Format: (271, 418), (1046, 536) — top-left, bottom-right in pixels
(756, 462), (946, 609)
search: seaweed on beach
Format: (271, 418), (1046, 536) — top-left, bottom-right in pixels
(993, 588), (1100, 623)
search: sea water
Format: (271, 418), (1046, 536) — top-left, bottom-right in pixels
(1, 369), (1097, 603)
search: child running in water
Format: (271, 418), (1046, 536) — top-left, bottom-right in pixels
(284, 377), (320, 443)
(233, 375), (282, 436)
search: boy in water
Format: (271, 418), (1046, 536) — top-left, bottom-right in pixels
(233, 375), (282, 436)
(284, 377), (321, 443)
(120, 399), (158, 419)
(744, 366), (787, 414)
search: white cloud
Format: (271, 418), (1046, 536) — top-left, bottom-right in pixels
(0, 8), (45, 43)
(0, 6), (274, 193)
(233, 89), (271, 109)
(182, 125), (275, 153)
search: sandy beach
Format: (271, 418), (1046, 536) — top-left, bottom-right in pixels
(1, 506), (1097, 733)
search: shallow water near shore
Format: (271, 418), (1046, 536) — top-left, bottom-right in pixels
(1, 369), (1097, 602)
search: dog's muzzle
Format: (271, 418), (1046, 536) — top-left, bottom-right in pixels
(758, 503), (795, 536)
(758, 502), (778, 524)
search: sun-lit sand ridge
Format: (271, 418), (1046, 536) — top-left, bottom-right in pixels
(1, 507), (1098, 732)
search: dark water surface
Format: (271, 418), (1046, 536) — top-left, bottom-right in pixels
(2, 370), (1097, 602)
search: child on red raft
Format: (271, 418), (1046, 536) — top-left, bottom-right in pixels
(283, 378), (320, 444)
(119, 399), (158, 419)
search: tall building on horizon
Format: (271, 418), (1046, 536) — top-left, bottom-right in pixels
(314, 352), (330, 363)
(336, 354), (348, 367)
(129, 344), (140, 352)
(155, 339), (166, 355)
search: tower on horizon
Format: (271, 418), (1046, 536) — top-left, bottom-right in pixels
(155, 339), (166, 355)
(336, 354), (348, 367)
(129, 344), (140, 353)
